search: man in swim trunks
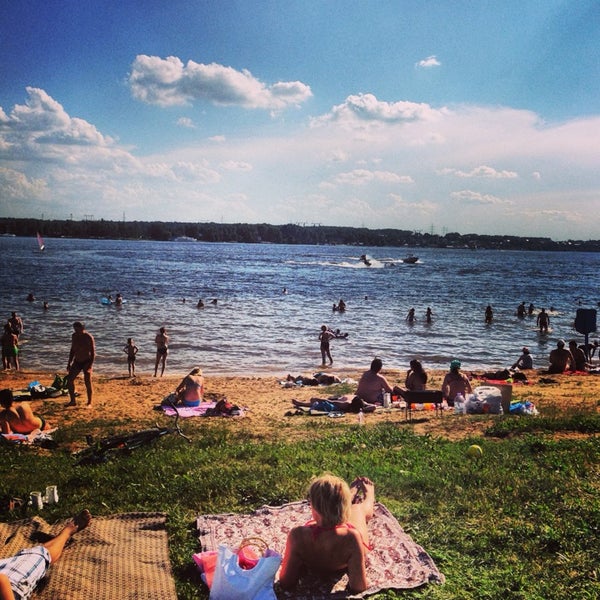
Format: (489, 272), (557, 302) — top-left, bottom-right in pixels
(154, 327), (169, 377)
(0, 509), (91, 600)
(319, 325), (334, 366)
(548, 339), (573, 374)
(0, 389), (49, 435)
(66, 321), (95, 407)
(355, 358), (399, 405)
(279, 474), (375, 593)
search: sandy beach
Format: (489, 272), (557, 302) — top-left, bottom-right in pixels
(1, 367), (598, 448)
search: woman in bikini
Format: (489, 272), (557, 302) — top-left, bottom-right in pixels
(279, 473), (375, 594)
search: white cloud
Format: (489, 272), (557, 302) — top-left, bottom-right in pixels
(312, 93), (443, 127)
(416, 55), (441, 68)
(439, 165), (518, 179)
(332, 169), (414, 186)
(128, 55), (312, 110)
(220, 160), (253, 172)
(176, 117), (196, 129)
(0, 167), (47, 199)
(450, 190), (513, 205)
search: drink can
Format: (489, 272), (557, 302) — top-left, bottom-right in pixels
(30, 491), (43, 510)
(45, 485), (59, 504)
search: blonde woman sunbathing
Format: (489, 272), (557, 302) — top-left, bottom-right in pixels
(279, 474), (375, 594)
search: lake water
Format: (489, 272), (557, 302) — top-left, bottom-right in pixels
(2, 236), (598, 376)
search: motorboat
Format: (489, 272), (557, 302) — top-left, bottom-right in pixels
(401, 254), (418, 264)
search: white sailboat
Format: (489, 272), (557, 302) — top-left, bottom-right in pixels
(36, 232), (45, 252)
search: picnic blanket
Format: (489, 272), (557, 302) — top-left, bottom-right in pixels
(0, 512), (177, 600)
(196, 501), (444, 598)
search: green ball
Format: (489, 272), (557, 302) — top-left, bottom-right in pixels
(467, 444), (483, 458)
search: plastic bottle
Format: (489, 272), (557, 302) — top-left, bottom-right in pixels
(383, 392), (391, 408)
(454, 393), (465, 415)
(357, 409), (364, 425)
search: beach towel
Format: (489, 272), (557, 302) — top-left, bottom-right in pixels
(0, 513), (177, 600)
(1, 428), (57, 445)
(162, 402), (245, 418)
(196, 501), (444, 598)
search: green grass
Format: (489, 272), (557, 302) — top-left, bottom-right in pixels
(1, 418), (599, 599)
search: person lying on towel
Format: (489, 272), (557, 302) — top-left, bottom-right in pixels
(279, 474), (375, 594)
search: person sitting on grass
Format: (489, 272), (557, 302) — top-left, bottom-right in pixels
(279, 474), (375, 594)
(0, 389), (50, 435)
(0, 509), (91, 600)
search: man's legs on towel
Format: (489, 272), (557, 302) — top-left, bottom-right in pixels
(0, 509), (91, 600)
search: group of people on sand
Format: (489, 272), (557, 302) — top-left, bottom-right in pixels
(293, 336), (599, 419)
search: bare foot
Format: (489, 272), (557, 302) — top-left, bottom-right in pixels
(350, 477), (374, 504)
(72, 509), (92, 532)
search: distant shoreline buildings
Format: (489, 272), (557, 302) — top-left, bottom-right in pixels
(1, 217), (599, 252)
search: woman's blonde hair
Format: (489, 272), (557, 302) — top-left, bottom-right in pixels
(307, 473), (351, 527)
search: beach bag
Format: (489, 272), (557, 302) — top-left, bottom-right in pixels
(206, 538), (281, 600)
(472, 386), (504, 415)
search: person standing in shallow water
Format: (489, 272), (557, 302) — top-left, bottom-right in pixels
(66, 321), (95, 406)
(319, 325), (334, 366)
(485, 305), (493, 323)
(154, 327), (168, 377)
(537, 308), (550, 333)
(123, 337), (139, 377)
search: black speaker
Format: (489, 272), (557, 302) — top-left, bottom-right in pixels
(575, 309), (597, 335)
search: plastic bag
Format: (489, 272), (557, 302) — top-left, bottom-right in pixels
(209, 543), (281, 600)
(509, 401), (538, 415)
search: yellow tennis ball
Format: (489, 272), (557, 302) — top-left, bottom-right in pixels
(467, 444), (483, 458)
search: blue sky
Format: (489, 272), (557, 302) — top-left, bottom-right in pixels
(1, 1), (599, 240)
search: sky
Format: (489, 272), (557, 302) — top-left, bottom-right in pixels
(1, 1), (599, 241)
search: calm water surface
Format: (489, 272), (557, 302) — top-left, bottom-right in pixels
(2, 237), (598, 376)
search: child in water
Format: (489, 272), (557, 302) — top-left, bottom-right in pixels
(123, 337), (139, 377)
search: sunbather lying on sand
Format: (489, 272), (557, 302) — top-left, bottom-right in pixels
(292, 396), (376, 413)
(279, 474), (375, 594)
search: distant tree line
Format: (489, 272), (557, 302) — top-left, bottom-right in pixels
(1, 217), (599, 252)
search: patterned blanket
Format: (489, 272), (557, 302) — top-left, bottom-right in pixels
(196, 501), (444, 598)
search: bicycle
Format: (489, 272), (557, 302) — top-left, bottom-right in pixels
(74, 400), (191, 465)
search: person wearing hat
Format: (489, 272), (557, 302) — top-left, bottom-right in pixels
(441, 359), (472, 406)
(512, 347), (533, 370)
(175, 367), (204, 407)
(548, 340), (573, 374)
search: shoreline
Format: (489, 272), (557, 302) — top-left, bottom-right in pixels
(1, 367), (599, 445)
